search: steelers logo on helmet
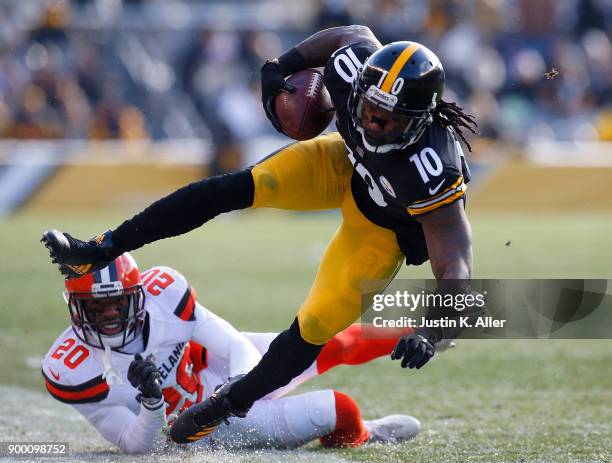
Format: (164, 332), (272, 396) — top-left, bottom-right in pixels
(348, 41), (445, 154)
(64, 253), (145, 350)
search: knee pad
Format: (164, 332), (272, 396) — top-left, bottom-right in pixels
(283, 389), (336, 442)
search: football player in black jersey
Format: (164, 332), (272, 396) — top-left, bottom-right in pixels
(42, 25), (480, 443)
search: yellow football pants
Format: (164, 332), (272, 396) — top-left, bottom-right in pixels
(251, 133), (405, 345)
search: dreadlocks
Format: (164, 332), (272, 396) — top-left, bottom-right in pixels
(433, 100), (479, 152)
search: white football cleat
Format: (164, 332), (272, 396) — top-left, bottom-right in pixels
(364, 414), (421, 443)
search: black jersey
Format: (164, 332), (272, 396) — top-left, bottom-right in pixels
(323, 42), (471, 265)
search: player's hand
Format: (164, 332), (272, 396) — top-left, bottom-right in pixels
(391, 332), (436, 369)
(41, 229), (115, 279)
(260, 60), (296, 133)
(128, 354), (163, 403)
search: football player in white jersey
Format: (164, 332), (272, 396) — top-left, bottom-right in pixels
(42, 253), (421, 454)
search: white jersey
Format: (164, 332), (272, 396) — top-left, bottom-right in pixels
(42, 266), (264, 453)
(42, 266), (418, 453)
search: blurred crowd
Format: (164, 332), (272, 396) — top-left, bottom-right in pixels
(0, 0), (610, 170)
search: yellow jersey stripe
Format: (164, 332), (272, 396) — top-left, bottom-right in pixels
(407, 185), (467, 216)
(380, 43), (420, 93)
(412, 176), (464, 205)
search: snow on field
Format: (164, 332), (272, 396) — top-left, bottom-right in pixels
(0, 386), (350, 463)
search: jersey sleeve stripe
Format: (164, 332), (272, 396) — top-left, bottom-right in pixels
(42, 371), (109, 404)
(173, 286), (196, 321)
(412, 176), (464, 205)
(407, 181), (467, 216)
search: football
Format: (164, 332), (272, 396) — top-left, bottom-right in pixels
(274, 69), (335, 140)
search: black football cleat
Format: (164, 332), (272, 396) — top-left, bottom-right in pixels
(41, 229), (115, 278)
(170, 374), (249, 444)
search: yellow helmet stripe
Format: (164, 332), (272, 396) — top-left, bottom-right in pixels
(380, 43), (420, 93)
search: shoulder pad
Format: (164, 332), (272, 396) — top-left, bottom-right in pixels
(329, 41), (378, 61)
(42, 331), (108, 404)
(402, 125), (469, 216)
(141, 266), (197, 322)
(324, 42), (378, 102)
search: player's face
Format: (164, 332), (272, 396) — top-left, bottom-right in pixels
(82, 295), (130, 336)
(361, 100), (413, 143)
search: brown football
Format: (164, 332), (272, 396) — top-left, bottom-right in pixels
(274, 69), (335, 141)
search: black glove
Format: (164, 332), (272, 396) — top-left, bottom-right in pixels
(391, 331), (436, 369)
(128, 354), (163, 405)
(41, 229), (116, 279)
(260, 60), (295, 133)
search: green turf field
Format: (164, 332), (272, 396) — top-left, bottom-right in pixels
(0, 210), (610, 463)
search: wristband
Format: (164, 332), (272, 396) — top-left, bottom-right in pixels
(141, 395), (165, 411)
(416, 326), (442, 344)
(278, 47), (307, 76)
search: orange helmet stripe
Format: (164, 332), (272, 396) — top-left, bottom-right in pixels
(380, 43), (420, 93)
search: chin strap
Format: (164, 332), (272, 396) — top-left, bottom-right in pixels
(355, 125), (405, 154)
(102, 345), (123, 385)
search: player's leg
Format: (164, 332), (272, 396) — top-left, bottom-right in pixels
(315, 323), (413, 374)
(319, 390), (371, 448)
(240, 332), (280, 353)
(207, 389), (370, 449)
(207, 388), (419, 449)
(250, 132), (352, 210)
(243, 325), (412, 400)
(42, 133), (350, 279)
(205, 389), (337, 449)
(229, 191), (403, 404)
(239, 331), (318, 399)
(296, 190), (405, 345)
(170, 189), (406, 442)
(318, 391), (423, 448)
(319, 391), (422, 448)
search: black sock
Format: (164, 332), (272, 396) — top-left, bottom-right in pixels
(112, 169), (254, 254)
(228, 318), (323, 411)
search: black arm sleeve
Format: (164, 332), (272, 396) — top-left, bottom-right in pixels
(111, 169), (254, 254)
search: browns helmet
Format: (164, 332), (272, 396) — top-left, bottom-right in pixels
(64, 253), (145, 349)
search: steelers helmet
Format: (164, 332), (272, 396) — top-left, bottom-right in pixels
(64, 253), (145, 350)
(348, 41), (445, 154)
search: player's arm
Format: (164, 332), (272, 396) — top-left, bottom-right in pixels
(41, 170), (254, 278)
(191, 303), (262, 378)
(72, 402), (166, 454)
(289, 25), (381, 68)
(42, 352), (165, 454)
(261, 25), (381, 131)
(418, 200), (472, 282)
(391, 201), (477, 370)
